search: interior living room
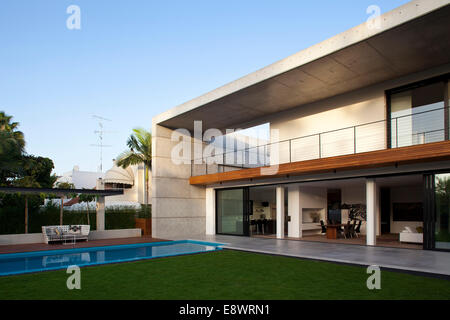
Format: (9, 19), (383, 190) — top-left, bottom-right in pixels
(215, 174), (426, 249)
(288, 174), (425, 250)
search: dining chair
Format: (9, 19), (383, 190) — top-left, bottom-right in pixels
(349, 220), (357, 238)
(320, 220), (327, 234)
(355, 220), (362, 238)
(343, 221), (351, 239)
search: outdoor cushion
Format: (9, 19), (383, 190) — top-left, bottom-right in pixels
(403, 227), (414, 233)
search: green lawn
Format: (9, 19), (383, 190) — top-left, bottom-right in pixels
(0, 250), (449, 300)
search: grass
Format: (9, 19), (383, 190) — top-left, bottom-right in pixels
(0, 250), (449, 300)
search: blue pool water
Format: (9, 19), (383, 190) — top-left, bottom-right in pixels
(0, 240), (224, 276)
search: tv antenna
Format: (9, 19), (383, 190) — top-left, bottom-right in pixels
(90, 115), (114, 172)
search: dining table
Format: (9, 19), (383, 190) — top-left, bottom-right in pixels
(323, 224), (346, 240)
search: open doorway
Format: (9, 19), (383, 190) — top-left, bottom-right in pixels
(248, 186), (277, 237)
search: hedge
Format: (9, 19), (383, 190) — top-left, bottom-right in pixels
(0, 202), (151, 235)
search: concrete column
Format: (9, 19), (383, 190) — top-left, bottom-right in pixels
(205, 188), (216, 235)
(276, 186), (285, 239)
(96, 196), (105, 231)
(288, 185), (301, 238)
(366, 179), (378, 246)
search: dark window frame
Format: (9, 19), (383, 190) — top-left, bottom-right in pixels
(386, 73), (450, 149)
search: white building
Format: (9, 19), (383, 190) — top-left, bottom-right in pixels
(54, 162), (150, 209)
(56, 165), (104, 189)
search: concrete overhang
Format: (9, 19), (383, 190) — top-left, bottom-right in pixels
(153, 0), (450, 132)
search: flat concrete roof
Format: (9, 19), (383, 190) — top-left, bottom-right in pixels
(154, 0), (450, 132)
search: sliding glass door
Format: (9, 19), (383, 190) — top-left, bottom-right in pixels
(434, 174), (450, 250)
(216, 188), (250, 236)
(424, 173), (450, 251)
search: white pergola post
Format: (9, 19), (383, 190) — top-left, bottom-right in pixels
(288, 185), (301, 238)
(96, 196), (105, 231)
(366, 179), (378, 246)
(276, 186), (285, 239)
(205, 188), (216, 235)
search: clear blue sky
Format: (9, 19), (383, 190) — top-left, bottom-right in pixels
(0, 0), (410, 175)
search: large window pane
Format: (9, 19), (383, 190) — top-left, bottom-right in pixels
(391, 82), (445, 148)
(434, 174), (450, 250)
(216, 189), (244, 235)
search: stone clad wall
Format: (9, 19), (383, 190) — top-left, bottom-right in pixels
(151, 124), (206, 239)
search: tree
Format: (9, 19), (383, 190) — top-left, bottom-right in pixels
(13, 176), (41, 233)
(116, 128), (152, 207)
(0, 111), (26, 185)
(21, 155), (57, 188)
(56, 181), (75, 225)
(8, 155), (56, 233)
(78, 193), (96, 226)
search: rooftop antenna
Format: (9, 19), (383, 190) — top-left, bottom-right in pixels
(90, 115), (114, 172)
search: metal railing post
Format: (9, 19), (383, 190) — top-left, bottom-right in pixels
(319, 134), (322, 158)
(354, 126), (357, 154)
(396, 118), (399, 148)
(264, 145), (267, 166)
(289, 140), (292, 163)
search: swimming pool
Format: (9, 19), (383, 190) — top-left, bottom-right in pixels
(0, 240), (224, 276)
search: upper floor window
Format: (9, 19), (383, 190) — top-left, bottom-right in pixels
(389, 75), (449, 148)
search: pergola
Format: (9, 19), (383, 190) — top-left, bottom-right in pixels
(0, 186), (124, 231)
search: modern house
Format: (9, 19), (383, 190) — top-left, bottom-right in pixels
(151, 0), (450, 251)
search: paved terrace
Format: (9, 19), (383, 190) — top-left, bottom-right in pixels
(183, 235), (450, 276)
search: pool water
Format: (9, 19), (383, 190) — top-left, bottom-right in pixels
(0, 240), (224, 276)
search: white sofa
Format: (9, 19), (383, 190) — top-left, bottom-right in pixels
(399, 227), (423, 244)
(42, 225), (90, 244)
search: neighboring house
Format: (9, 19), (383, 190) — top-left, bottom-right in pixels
(52, 162), (149, 209)
(56, 165), (104, 189)
(100, 161), (148, 208)
(151, 1), (450, 252)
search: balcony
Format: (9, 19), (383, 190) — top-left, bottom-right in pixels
(188, 107), (450, 185)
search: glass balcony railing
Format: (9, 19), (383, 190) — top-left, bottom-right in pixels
(191, 107), (448, 176)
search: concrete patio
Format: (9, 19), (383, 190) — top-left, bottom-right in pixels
(183, 235), (450, 276)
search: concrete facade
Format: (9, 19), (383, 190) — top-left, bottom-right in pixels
(151, 124), (206, 239)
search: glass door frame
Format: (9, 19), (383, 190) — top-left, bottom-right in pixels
(424, 171), (450, 252)
(215, 187), (251, 237)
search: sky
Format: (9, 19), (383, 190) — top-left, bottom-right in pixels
(0, 0), (410, 175)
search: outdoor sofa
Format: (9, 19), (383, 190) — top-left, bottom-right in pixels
(42, 225), (90, 244)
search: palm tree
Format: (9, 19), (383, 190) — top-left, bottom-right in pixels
(116, 128), (152, 207)
(0, 111), (25, 184)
